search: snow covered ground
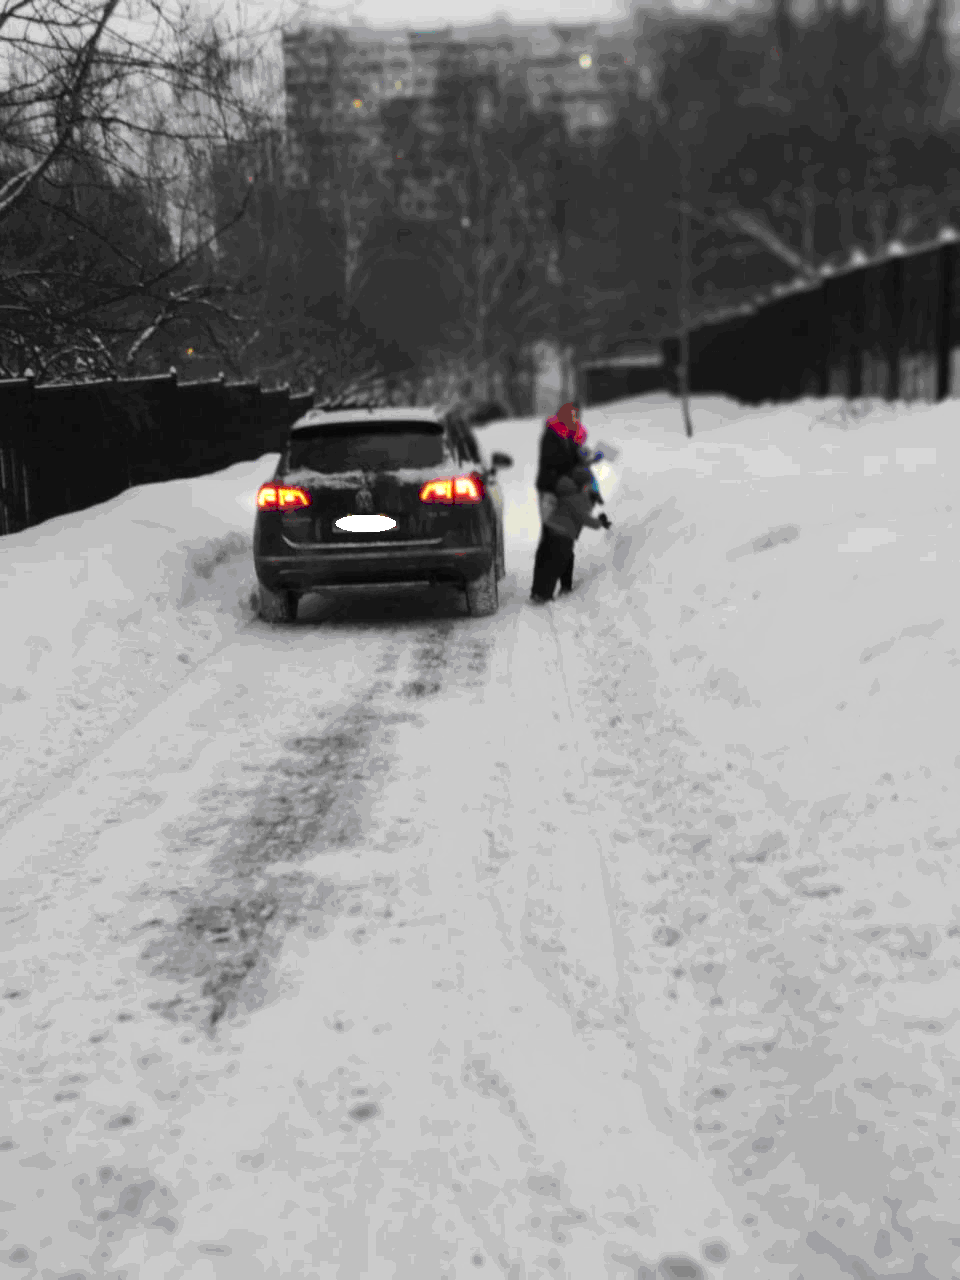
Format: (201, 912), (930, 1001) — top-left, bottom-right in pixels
(1, 392), (959, 1280)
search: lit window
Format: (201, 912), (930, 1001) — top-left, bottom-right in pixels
(395, 80), (402, 90)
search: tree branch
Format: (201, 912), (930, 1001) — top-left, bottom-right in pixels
(123, 282), (206, 366)
(0, 0), (123, 220)
(666, 196), (820, 281)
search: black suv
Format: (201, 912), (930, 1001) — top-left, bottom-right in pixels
(253, 404), (513, 622)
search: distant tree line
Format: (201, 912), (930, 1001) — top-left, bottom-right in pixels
(3, 0), (957, 402)
(605, 0), (960, 336)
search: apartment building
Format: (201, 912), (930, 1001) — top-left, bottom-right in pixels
(281, 25), (350, 188)
(514, 25), (614, 139)
(280, 18), (648, 193)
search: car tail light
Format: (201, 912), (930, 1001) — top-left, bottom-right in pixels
(257, 483), (311, 511)
(419, 472), (485, 504)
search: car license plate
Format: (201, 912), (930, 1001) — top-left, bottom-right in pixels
(334, 515), (397, 533)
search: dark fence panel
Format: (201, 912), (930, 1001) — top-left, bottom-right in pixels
(31, 381), (131, 524)
(661, 231), (960, 412)
(689, 315), (748, 397)
(786, 289), (829, 398)
(861, 261), (897, 398)
(824, 270), (864, 398)
(744, 303), (793, 404)
(261, 387), (296, 454)
(173, 379), (234, 480)
(938, 244), (959, 398)
(220, 380), (264, 470)
(117, 372), (180, 486)
(580, 358), (666, 406)
(899, 250), (940, 402)
(0, 378), (34, 534)
(0, 374), (313, 536)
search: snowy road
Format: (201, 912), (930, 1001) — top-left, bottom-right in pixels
(4, 395), (960, 1280)
(2, 580), (745, 1279)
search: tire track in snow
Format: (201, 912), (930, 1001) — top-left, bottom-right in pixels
(0, 608), (495, 1279)
(241, 599), (748, 1276)
(480, 602), (747, 1264)
(139, 616), (483, 1035)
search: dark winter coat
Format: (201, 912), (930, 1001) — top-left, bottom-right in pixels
(535, 413), (587, 494)
(544, 474), (603, 543)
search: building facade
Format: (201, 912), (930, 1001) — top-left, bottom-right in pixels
(280, 18), (646, 188)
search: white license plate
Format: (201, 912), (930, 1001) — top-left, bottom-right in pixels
(335, 515), (397, 533)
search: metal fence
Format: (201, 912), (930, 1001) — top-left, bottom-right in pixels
(660, 228), (960, 408)
(0, 371), (314, 536)
(578, 352), (667, 406)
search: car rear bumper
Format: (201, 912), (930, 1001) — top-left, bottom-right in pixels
(255, 544), (493, 591)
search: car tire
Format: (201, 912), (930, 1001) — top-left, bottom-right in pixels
(257, 583), (299, 623)
(465, 561), (499, 617)
(496, 538), (506, 581)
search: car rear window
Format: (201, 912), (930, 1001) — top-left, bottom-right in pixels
(287, 423), (447, 472)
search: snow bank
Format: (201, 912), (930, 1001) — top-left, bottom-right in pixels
(0, 454), (279, 827)
(560, 394), (959, 829)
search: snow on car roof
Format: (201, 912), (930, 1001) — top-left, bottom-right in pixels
(290, 406), (448, 432)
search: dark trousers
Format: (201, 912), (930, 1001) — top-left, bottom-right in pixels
(531, 528), (574, 600)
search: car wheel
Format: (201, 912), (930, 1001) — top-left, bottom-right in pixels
(465, 561), (499, 617)
(496, 536), (506, 581)
(258, 583), (299, 623)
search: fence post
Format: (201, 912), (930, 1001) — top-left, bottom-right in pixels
(21, 458), (31, 526)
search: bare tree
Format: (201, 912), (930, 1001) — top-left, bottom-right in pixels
(0, 0), (349, 381)
(437, 83), (556, 404)
(329, 143), (393, 383)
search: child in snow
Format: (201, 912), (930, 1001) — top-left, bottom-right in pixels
(530, 465), (612, 604)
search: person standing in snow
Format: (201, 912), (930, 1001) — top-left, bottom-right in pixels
(535, 401), (586, 526)
(530, 465), (612, 604)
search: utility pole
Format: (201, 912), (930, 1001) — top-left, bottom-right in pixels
(551, 120), (576, 405)
(677, 135), (694, 439)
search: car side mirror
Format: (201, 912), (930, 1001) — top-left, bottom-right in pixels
(490, 452), (513, 470)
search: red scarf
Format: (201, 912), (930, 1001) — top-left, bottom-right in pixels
(546, 414), (587, 447)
